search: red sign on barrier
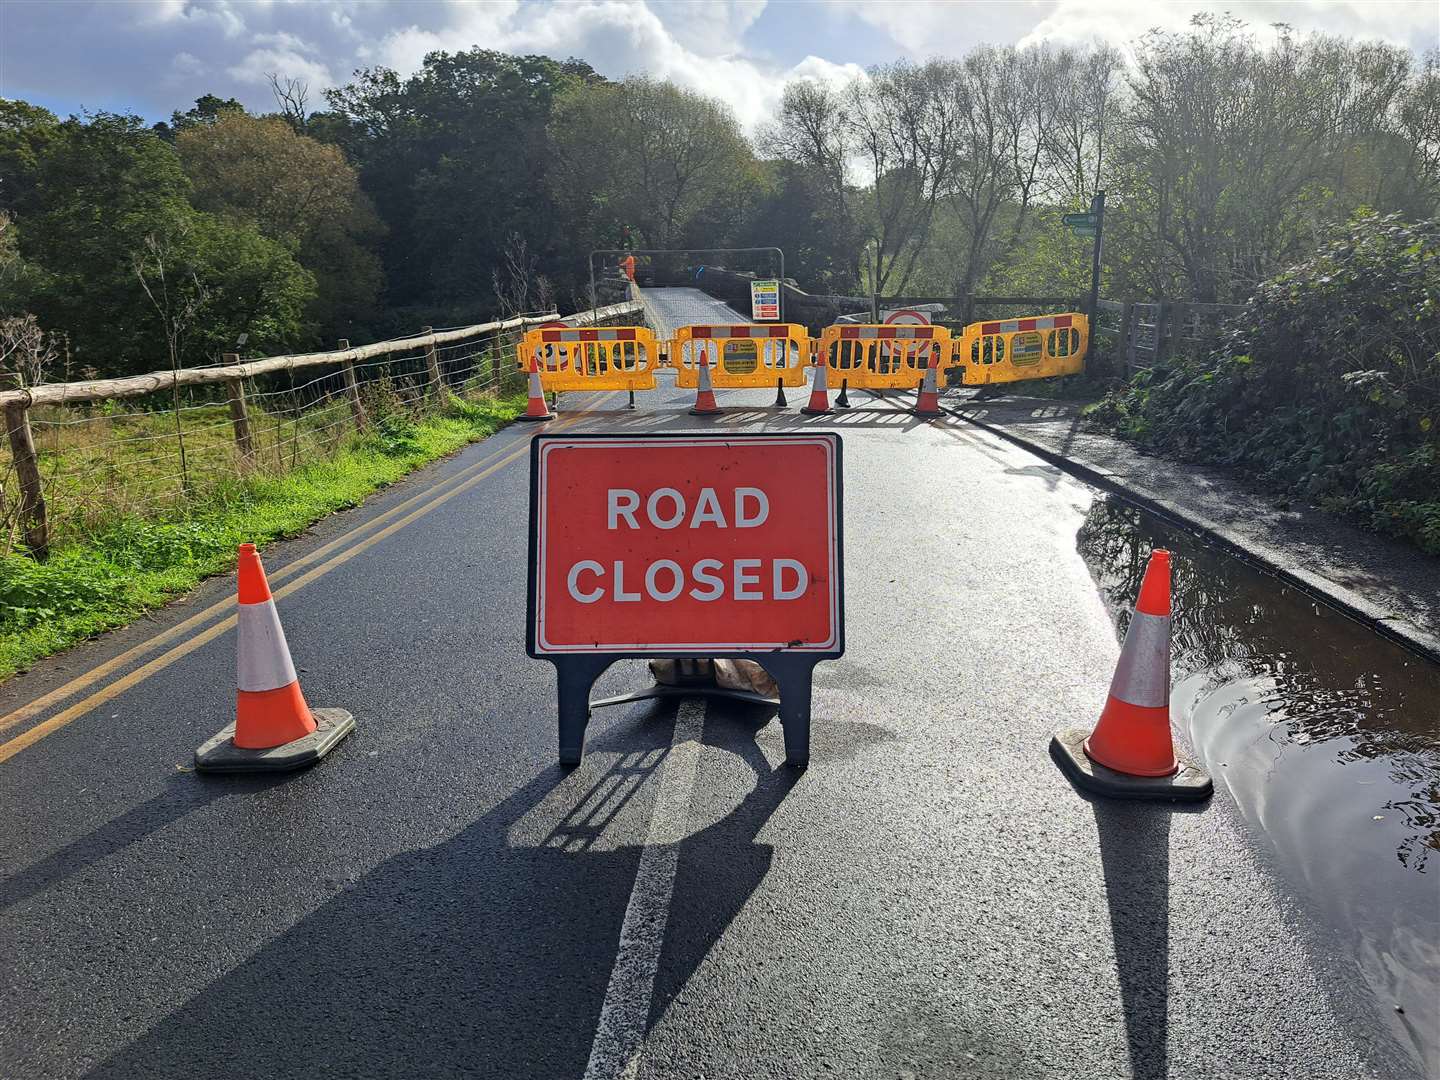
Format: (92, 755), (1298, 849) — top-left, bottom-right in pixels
(527, 433), (843, 655)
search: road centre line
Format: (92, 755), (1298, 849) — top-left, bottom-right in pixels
(583, 699), (705, 1080)
(0, 400), (611, 765)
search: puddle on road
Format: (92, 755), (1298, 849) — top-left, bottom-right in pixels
(1076, 496), (1440, 1073)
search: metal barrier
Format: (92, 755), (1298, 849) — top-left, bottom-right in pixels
(817, 324), (952, 390)
(672, 324), (810, 388)
(953, 313), (1089, 386)
(517, 326), (659, 391)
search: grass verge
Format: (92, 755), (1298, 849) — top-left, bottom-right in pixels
(0, 392), (527, 681)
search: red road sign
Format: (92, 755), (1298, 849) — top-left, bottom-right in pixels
(527, 433), (843, 655)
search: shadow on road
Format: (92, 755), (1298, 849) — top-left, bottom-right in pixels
(1092, 799), (1200, 1080)
(0, 772), (287, 913)
(85, 701), (798, 1080)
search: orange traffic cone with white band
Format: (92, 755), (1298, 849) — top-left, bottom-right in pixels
(520, 351), (553, 421)
(1050, 549), (1212, 800)
(195, 544), (355, 772)
(913, 361), (942, 417)
(689, 345), (721, 415)
(801, 358), (831, 415)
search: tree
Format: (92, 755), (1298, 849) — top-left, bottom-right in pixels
(550, 77), (761, 252)
(176, 111), (382, 340)
(1118, 16), (1431, 303)
(0, 99), (60, 216)
(843, 60), (962, 297)
(759, 80), (864, 289)
(151, 94), (246, 142)
(12, 112), (311, 373)
(320, 50), (600, 322)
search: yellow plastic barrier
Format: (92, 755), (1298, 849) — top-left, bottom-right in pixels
(671, 324), (810, 388)
(517, 326), (658, 391)
(952, 313), (1089, 386)
(817, 323), (952, 390)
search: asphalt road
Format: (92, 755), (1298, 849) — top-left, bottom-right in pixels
(0, 373), (1410, 1079)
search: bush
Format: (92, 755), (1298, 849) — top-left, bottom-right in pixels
(1086, 213), (1440, 553)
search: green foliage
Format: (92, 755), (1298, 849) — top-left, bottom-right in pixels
(4, 112), (314, 374)
(318, 50), (601, 317)
(0, 391), (526, 679)
(177, 111), (383, 343)
(1087, 214), (1440, 552)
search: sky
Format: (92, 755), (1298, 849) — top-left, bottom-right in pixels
(1, 0), (1437, 133)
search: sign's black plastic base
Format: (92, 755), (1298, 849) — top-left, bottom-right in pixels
(551, 654), (819, 769)
(1050, 725), (1212, 802)
(194, 708), (356, 774)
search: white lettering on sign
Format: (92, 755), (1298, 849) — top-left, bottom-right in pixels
(603, 487), (769, 531)
(574, 486), (803, 604)
(567, 560), (605, 604)
(565, 557), (811, 604)
(774, 558), (808, 600)
(734, 558), (763, 600)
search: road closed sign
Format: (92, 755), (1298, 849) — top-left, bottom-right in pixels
(527, 433), (843, 656)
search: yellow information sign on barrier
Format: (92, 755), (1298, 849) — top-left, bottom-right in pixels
(517, 326), (658, 391)
(817, 323), (952, 390)
(672, 324), (809, 388)
(952, 313), (1089, 386)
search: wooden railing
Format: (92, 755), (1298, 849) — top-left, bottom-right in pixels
(2, 302), (642, 559)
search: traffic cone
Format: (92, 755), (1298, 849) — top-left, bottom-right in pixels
(1049, 549), (1212, 800)
(689, 346), (721, 415)
(836, 378), (851, 408)
(774, 377), (788, 408)
(195, 544), (355, 773)
(913, 362), (942, 416)
(801, 359), (831, 415)
(520, 352), (553, 421)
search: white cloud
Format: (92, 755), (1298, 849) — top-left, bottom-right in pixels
(9, 0), (1431, 133)
(1018, 1), (1438, 53)
(367, 0), (857, 133)
(226, 28), (335, 90)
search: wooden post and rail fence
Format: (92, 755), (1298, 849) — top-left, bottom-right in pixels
(1, 302), (642, 561)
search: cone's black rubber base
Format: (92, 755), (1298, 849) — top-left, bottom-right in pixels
(518, 412), (553, 422)
(689, 406), (722, 416)
(801, 406), (832, 416)
(1050, 725), (1212, 802)
(195, 708), (356, 774)
(913, 407), (944, 417)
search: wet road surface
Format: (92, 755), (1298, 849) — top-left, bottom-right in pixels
(0, 375), (1428, 1079)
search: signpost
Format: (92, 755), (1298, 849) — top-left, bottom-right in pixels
(750, 279), (781, 321)
(528, 432), (844, 768)
(1063, 192), (1106, 330)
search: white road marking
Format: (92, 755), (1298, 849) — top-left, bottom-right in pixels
(582, 699), (705, 1080)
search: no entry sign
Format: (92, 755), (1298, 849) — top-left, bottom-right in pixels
(528, 433), (843, 655)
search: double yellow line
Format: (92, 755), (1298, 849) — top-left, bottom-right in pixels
(0, 401), (607, 765)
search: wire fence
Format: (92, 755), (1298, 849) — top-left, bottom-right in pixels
(1, 304), (641, 558)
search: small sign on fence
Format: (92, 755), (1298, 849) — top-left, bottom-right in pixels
(528, 432), (844, 767)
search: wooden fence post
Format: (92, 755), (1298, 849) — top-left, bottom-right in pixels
(338, 338), (366, 431)
(1119, 301), (1135, 373)
(222, 353), (254, 463)
(2, 379), (48, 560)
(1154, 301), (1172, 365)
(423, 326), (444, 399)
